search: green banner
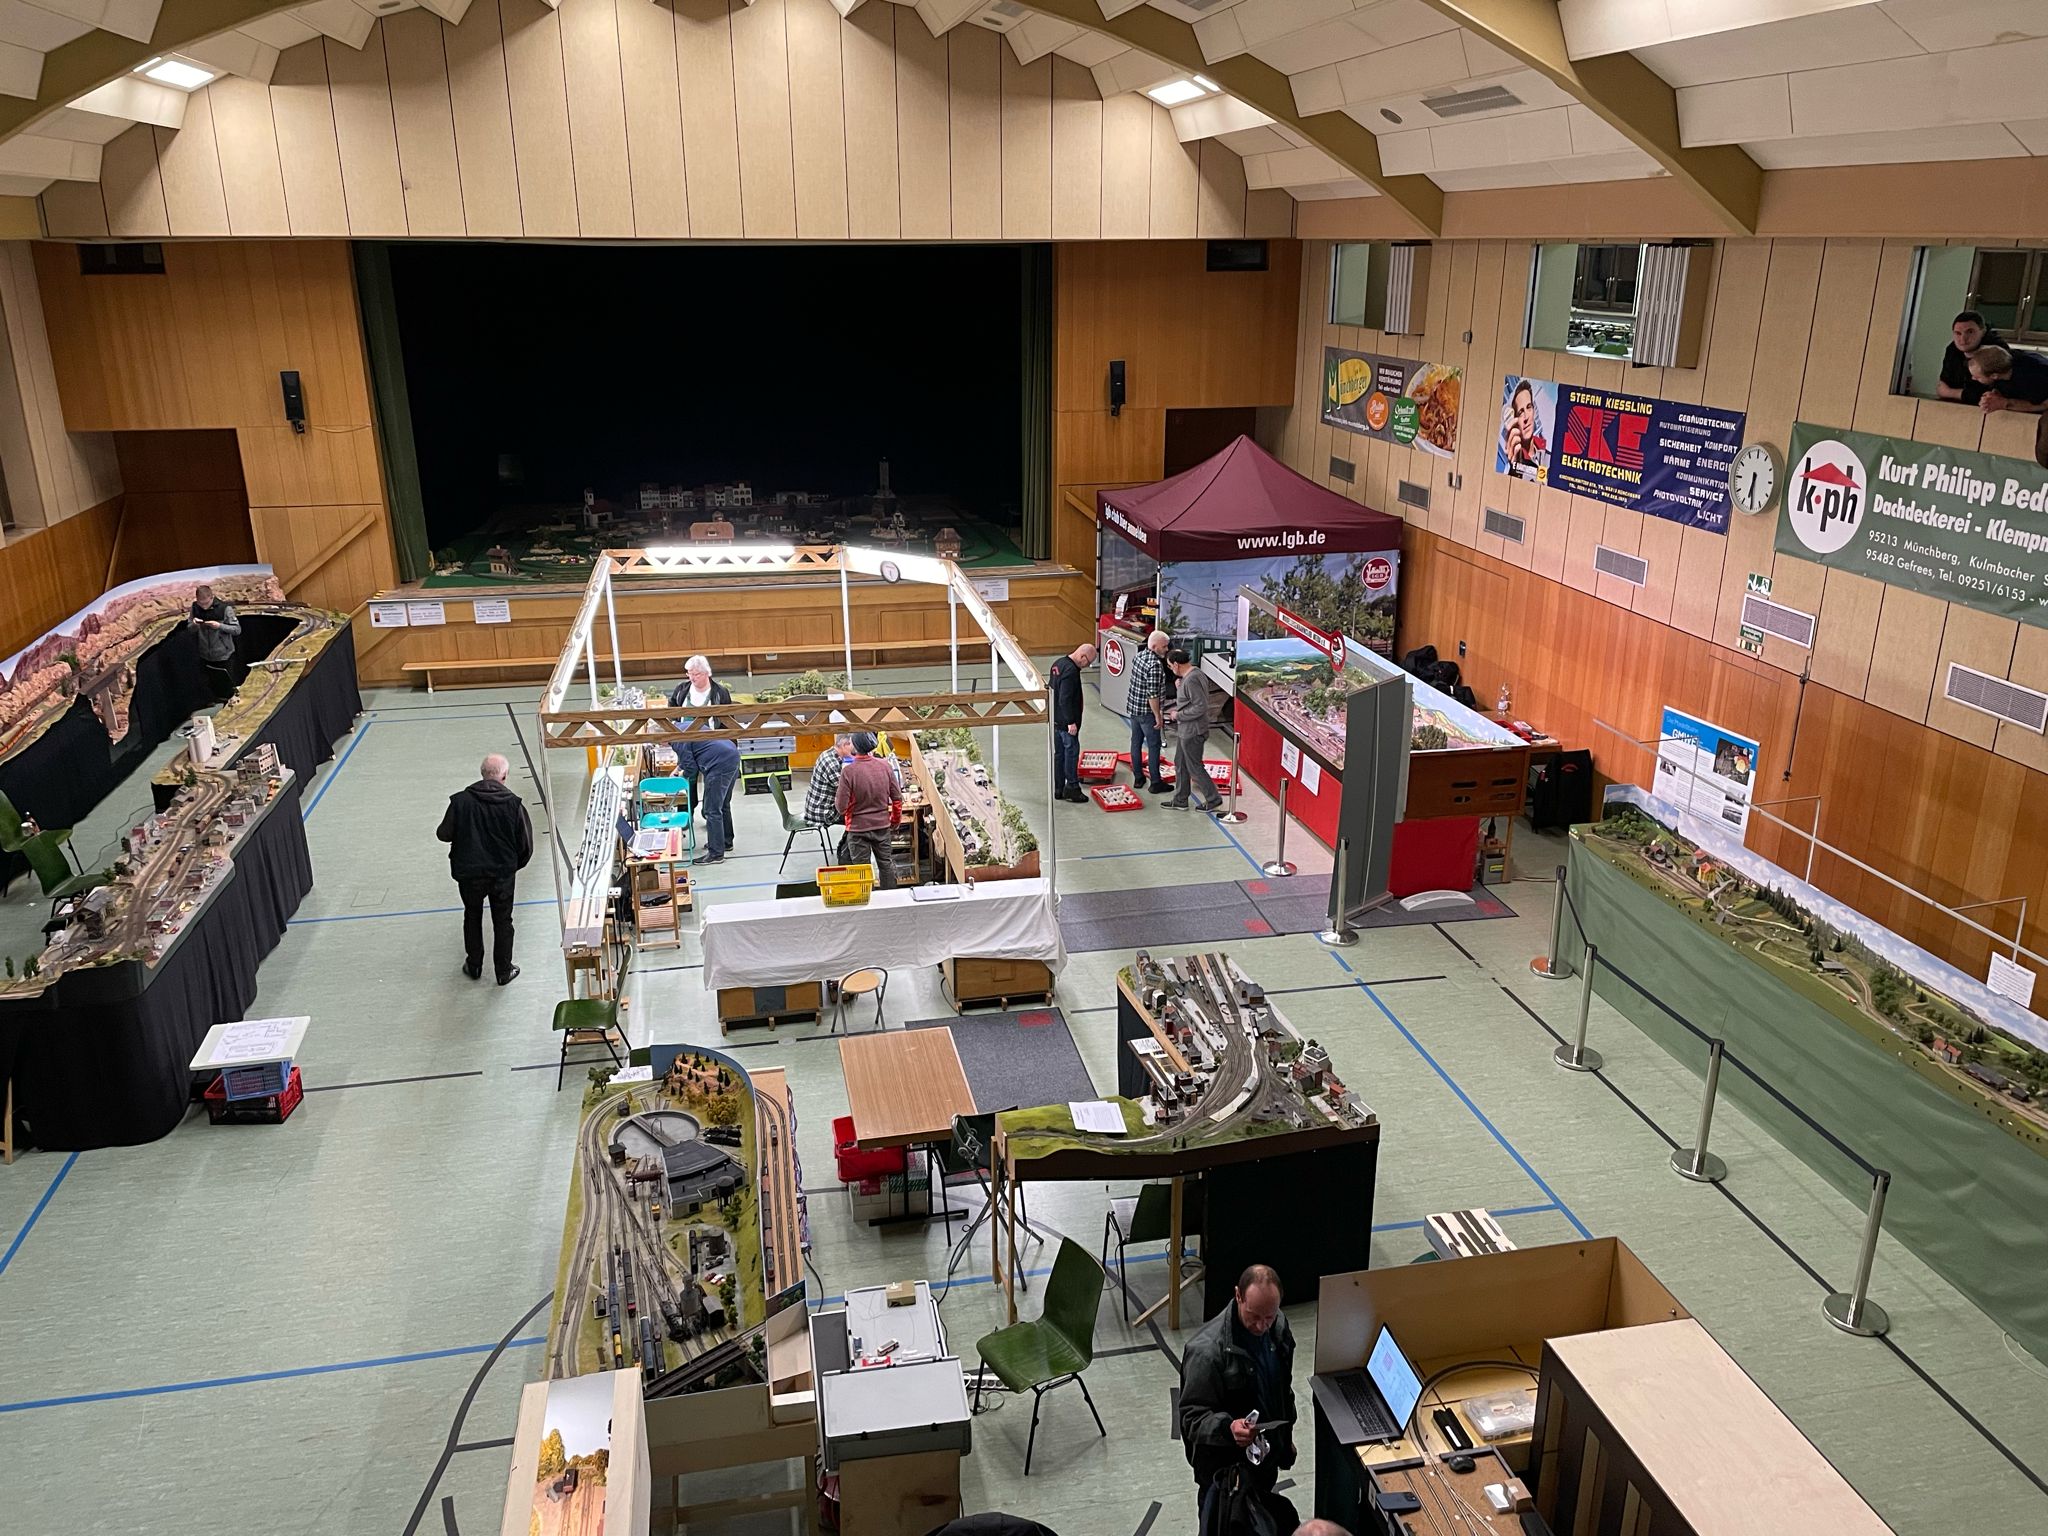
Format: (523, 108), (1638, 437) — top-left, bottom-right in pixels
(1779, 422), (2048, 627)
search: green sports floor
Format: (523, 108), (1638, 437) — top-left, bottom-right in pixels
(2, 665), (2046, 1536)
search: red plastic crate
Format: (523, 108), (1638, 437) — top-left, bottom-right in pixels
(1076, 749), (1120, 784)
(203, 1065), (302, 1125)
(1089, 784), (1145, 812)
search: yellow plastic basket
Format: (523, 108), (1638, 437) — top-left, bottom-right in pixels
(816, 863), (876, 908)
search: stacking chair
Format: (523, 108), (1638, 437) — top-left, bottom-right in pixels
(552, 947), (633, 1089)
(973, 1239), (1108, 1474)
(771, 777), (835, 873)
(1102, 1183), (1201, 1324)
(830, 967), (889, 1034)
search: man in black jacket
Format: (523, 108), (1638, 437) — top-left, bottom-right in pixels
(1179, 1264), (1299, 1532)
(436, 753), (534, 985)
(1046, 640), (1096, 803)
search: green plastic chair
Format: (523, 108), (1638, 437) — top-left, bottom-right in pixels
(1103, 1183), (1173, 1322)
(553, 947), (633, 1090)
(771, 776), (833, 873)
(0, 791), (81, 897)
(973, 1238), (1108, 1474)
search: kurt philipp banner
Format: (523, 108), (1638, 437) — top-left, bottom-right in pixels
(1543, 382), (1747, 532)
(1779, 423), (2048, 628)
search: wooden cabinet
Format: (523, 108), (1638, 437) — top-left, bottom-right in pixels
(942, 955), (1054, 1010)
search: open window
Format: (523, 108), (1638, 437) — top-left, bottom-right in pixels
(1893, 246), (2048, 399)
(1526, 243), (1641, 359)
(1328, 242), (1430, 335)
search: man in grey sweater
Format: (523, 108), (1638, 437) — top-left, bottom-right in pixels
(188, 582), (244, 701)
(1165, 649), (1225, 814)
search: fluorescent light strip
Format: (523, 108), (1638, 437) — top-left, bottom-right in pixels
(135, 56), (217, 91)
(1146, 78), (1210, 107)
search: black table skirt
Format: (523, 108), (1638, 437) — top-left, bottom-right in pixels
(0, 773), (314, 1150)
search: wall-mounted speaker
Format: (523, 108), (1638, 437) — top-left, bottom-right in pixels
(1109, 359), (1126, 418)
(280, 370), (306, 434)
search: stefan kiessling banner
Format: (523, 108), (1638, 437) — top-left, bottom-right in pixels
(1778, 422), (2048, 628)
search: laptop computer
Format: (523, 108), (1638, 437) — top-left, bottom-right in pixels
(1309, 1324), (1426, 1447)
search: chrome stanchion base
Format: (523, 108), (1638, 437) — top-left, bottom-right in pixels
(1262, 860), (1297, 878)
(1552, 1043), (1604, 1073)
(1822, 1293), (1891, 1338)
(1215, 810), (1248, 824)
(1671, 1148), (1727, 1183)
(1317, 926), (1358, 947)
(1530, 955), (1574, 981)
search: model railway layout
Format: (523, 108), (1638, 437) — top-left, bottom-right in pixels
(148, 608), (352, 791)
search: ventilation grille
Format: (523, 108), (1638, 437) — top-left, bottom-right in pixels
(1593, 545), (1648, 586)
(1945, 663), (2048, 733)
(1329, 456), (1355, 484)
(1421, 83), (1524, 119)
(1397, 479), (1431, 511)
(1739, 591), (1816, 649)
(1483, 507), (1526, 544)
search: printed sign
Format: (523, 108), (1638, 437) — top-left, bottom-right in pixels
(1273, 603), (1346, 671)
(406, 601), (446, 627)
(1651, 707), (1760, 834)
(1989, 953), (2037, 1009)
(1777, 422), (2048, 627)
(1102, 634), (1126, 676)
(369, 603), (408, 628)
(1322, 347), (1462, 458)
(1739, 572), (1770, 656)
(1544, 383), (1747, 531)
(1496, 375), (1559, 484)
(472, 598), (511, 625)
(970, 577), (1010, 603)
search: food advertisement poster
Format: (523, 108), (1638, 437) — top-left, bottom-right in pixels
(1321, 347), (1462, 458)
(1651, 706), (1760, 833)
(1496, 375), (1558, 483)
(1525, 379), (1746, 532)
(1776, 422), (2048, 628)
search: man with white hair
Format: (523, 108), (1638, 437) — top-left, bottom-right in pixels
(436, 752), (534, 985)
(670, 656), (739, 862)
(1125, 629), (1172, 794)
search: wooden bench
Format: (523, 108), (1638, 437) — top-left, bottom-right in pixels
(399, 638), (966, 691)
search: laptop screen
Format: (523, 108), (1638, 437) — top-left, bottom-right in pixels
(1367, 1325), (1424, 1433)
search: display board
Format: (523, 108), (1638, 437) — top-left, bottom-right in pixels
(1495, 374), (1745, 531)
(1777, 422), (2048, 627)
(1164, 549), (1398, 652)
(1322, 347), (1462, 457)
(1649, 706), (1760, 834)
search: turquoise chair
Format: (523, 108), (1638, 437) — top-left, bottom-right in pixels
(973, 1239), (1108, 1473)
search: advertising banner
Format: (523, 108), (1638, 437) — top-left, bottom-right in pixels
(1495, 375), (1558, 483)
(1777, 422), (2048, 628)
(1544, 382), (1747, 531)
(1651, 707), (1760, 833)
(1321, 346), (1462, 458)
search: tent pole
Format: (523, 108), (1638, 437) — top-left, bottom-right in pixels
(839, 563), (854, 687)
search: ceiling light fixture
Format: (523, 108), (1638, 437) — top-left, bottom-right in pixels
(133, 56), (217, 91)
(1145, 76), (1221, 107)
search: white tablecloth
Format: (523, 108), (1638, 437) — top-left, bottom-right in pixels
(700, 878), (1066, 991)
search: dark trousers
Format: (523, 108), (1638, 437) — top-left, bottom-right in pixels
(1173, 730), (1222, 809)
(1053, 728), (1081, 793)
(845, 828), (898, 889)
(459, 873), (517, 979)
(1129, 710), (1164, 786)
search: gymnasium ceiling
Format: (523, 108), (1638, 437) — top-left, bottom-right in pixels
(0, 0), (2044, 235)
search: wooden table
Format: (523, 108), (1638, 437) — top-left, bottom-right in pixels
(839, 1028), (976, 1150)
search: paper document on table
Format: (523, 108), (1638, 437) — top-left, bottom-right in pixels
(208, 1017), (300, 1064)
(631, 829), (669, 857)
(1068, 1100), (1126, 1135)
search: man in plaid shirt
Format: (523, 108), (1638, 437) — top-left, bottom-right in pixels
(1126, 629), (1173, 793)
(806, 733), (905, 834)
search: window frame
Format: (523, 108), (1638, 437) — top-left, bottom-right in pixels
(1967, 248), (2048, 346)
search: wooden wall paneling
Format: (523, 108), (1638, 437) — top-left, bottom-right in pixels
(268, 41), (350, 237)
(1246, 187), (1291, 239)
(1050, 57), (1100, 241)
(0, 498), (120, 658)
(556, 0), (637, 237)
(208, 75), (291, 236)
(501, 0), (582, 236)
(1195, 137), (1245, 239)
(384, 12), (468, 238)
(442, 0), (525, 236)
(1464, 240), (1506, 557)
(152, 87), (231, 237)
(1807, 565), (1883, 696)
(785, 0), (849, 239)
(1560, 493), (1604, 594)
(1439, 240), (1479, 545)
(323, 30), (409, 237)
(1632, 514), (1683, 626)
(1926, 604), (2021, 748)
(673, 0), (744, 238)
(99, 123), (170, 238)
(1591, 501), (1642, 603)
(1147, 103), (1197, 240)
(893, 7), (950, 238)
(730, 0), (798, 238)
(1851, 240), (1921, 440)
(1910, 397), (1983, 452)
(840, 1), (899, 240)
(1099, 90), (1149, 240)
(1, 244), (118, 516)
(947, 27), (1001, 241)
(1700, 240), (1769, 412)
(1999, 625), (2048, 773)
(1979, 407), (2040, 463)
(614, 0), (688, 237)
(38, 182), (107, 240)
(1000, 50), (1051, 241)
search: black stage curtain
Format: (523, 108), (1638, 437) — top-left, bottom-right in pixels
(0, 773), (314, 1150)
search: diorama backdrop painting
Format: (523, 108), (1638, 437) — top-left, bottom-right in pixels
(1159, 552), (1399, 654)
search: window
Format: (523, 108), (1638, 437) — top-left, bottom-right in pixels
(1329, 242), (1375, 326)
(1526, 243), (1642, 360)
(1968, 248), (2048, 343)
(1892, 246), (2048, 399)
(78, 242), (165, 276)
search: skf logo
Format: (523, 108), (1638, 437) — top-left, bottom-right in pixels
(1363, 556), (1392, 592)
(1788, 440), (1866, 554)
(1561, 403), (1647, 470)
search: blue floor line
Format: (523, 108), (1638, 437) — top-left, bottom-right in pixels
(1368, 1201), (1561, 1235)
(1073, 843), (1232, 861)
(294, 899), (556, 925)
(0, 1151), (80, 1281)
(300, 721), (373, 822)
(0, 1336), (547, 1415)
(1328, 950), (1593, 1241)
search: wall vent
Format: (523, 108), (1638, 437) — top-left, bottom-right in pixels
(1397, 479), (1430, 511)
(1420, 84), (1523, 119)
(1483, 507), (1525, 544)
(1593, 544), (1648, 587)
(1329, 456), (1355, 484)
(1739, 591), (1816, 649)
(1944, 663), (2048, 734)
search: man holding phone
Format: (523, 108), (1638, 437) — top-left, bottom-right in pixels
(1179, 1264), (1299, 1533)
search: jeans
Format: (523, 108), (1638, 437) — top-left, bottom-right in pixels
(1173, 731), (1221, 809)
(458, 873), (517, 979)
(699, 759), (738, 857)
(1128, 710), (1163, 786)
(1053, 728), (1081, 794)
(846, 827), (898, 889)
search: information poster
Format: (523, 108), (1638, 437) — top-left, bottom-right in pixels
(1777, 422), (2048, 628)
(1542, 382), (1746, 531)
(1651, 707), (1760, 833)
(472, 598), (511, 624)
(1322, 347), (1462, 458)
(406, 600), (447, 627)
(368, 602), (408, 628)
(1738, 572), (1770, 656)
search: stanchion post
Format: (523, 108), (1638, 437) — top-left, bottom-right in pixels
(1552, 943), (1604, 1072)
(1318, 837), (1358, 947)
(1262, 775), (1296, 878)
(1823, 1171), (1893, 1337)
(1672, 1038), (1728, 1182)
(1216, 731), (1247, 825)
(1531, 864), (1575, 981)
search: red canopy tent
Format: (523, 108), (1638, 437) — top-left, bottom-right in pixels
(1097, 435), (1402, 560)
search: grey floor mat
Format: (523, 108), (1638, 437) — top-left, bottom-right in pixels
(1056, 877), (1514, 952)
(906, 1008), (1098, 1110)
(1242, 876), (1515, 934)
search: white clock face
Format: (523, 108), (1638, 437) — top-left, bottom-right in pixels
(1730, 444), (1778, 514)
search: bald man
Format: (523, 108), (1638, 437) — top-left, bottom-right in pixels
(437, 752), (534, 985)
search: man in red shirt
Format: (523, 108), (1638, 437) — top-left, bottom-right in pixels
(835, 732), (903, 889)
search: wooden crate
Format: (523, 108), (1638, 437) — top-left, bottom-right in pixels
(943, 955), (1054, 1011)
(717, 981), (824, 1032)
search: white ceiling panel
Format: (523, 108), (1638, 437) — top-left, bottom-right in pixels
(2009, 118), (2048, 155)
(1566, 103), (1635, 156)
(917, 0), (981, 33)
(1243, 142), (1343, 187)
(1249, 16), (1384, 75)
(0, 131), (98, 179)
(1636, 5), (1917, 87)
(36, 102), (141, 142)
(0, 39), (38, 100)
(68, 73), (185, 129)
(0, 172), (51, 194)
(1380, 105), (1578, 175)
(1009, 12), (1082, 62)
(1676, 72), (1793, 145)
(1340, 65), (1576, 134)
(1350, 0), (1460, 49)
(1171, 91), (1271, 142)
(1331, 28), (1469, 108)
(238, 13), (322, 48)
(1193, 6), (1246, 62)
(22, 0), (162, 46)
(294, 0), (376, 47)
(1877, 0), (2048, 54)
(416, 0), (473, 22)
(1559, 0), (1883, 59)
(1427, 161), (1561, 191)
(185, 31), (281, 83)
(0, 0), (92, 50)
(1290, 177), (1377, 198)
(1228, 0), (1350, 53)
(1745, 121), (2029, 166)
(1053, 32), (1126, 67)
(1788, 35), (2048, 139)
(1548, 148), (1666, 181)
(1290, 62), (1343, 116)
(1218, 123), (1293, 154)
(1092, 48), (1181, 96)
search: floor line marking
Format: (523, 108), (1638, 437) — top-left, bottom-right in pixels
(304, 1070), (485, 1094)
(1071, 843), (1233, 861)
(0, 1337), (547, 1415)
(294, 899), (555, 925)
(0, 1151), (80, 1280)
(300, 721), (373, 822)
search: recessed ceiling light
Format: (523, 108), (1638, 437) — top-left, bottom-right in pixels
(134, 56), (217, 91)
(1146, 77), (1215, 107)
(1380, 108), (1403, 125)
